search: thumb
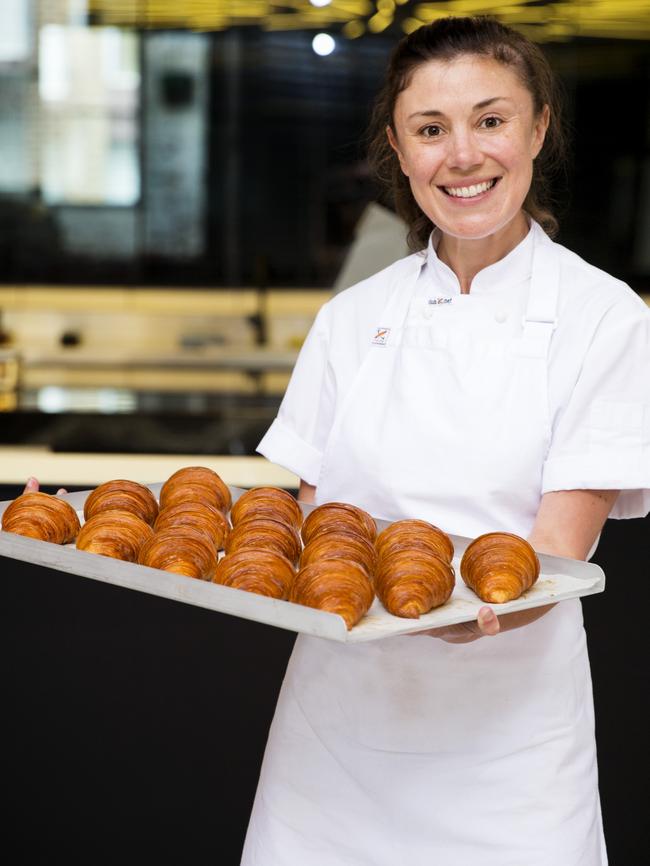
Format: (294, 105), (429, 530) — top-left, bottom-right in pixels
(24, 477), (40, 493)
(477, 606), (500, 636)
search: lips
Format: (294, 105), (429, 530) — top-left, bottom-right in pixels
(440, 177), (500, 198)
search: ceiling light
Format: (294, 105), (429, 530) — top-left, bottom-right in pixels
(312, 32), (335, 56)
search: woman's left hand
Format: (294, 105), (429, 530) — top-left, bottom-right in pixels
(411, 606), (500, 643)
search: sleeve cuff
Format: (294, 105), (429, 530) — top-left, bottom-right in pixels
(542, 454), (650, 519)
(256, 417), (325, 486)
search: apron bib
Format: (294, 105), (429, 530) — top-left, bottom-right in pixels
(242, 228), (606, 866)
(316, 225), (558, 539)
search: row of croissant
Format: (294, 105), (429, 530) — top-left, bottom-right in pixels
(1, 466), (540, 630)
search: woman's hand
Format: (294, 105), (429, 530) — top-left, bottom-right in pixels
(410, 606), (501, 643)
(23, 477), (67, 495)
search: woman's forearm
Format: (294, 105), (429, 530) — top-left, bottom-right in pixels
(492, 488), (620, 635)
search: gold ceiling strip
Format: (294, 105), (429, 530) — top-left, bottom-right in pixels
(86, 0), (650, 37)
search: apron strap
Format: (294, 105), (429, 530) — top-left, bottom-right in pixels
(372, 255), (426, 348)
(519, 229), (560, 357)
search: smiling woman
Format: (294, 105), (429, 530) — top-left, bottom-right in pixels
(244, 15), (650, 866)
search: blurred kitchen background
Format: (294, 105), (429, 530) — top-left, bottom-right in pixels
(0, 0), (648, 482)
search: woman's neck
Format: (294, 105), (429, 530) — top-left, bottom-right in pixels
(436, 212), (529, 294)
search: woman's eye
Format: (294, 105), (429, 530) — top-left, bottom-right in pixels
(421, 124), (442, 138)
(481, 116), (502, 129)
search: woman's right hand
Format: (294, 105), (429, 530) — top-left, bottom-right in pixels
(23, 477), (67, 495)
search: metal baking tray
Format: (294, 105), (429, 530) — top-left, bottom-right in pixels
(0, 484), (605, 643)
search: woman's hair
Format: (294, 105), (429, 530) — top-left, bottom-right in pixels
(367, 16), (568, 250)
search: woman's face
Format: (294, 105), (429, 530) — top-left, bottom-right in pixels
(388, 55), (549, 241)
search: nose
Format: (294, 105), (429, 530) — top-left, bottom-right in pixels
(446, 128), (483, 172)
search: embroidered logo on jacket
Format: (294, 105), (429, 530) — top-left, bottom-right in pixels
(372, 327), (390, 345)
(428, 297), (452, 305)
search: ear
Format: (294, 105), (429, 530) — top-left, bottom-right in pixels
(531, 104), (550, 159)
(386, 125), (409, 177)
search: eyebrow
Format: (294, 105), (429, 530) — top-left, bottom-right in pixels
(407, 96), (512, 120)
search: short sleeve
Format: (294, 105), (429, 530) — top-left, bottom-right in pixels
(542, 295), (650, 519)
(257, 303), (336, 485)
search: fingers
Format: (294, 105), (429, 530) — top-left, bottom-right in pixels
(477, 606), (500, 636)
(22, 478), (67, 496)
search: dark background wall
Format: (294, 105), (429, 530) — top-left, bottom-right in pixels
(2, 484), (648, 865)
(2, 30), (649, 294)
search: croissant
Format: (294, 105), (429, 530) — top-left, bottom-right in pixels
(460, 532), (540, 604)
(301, 502), (377, 546)
(213, 549), (295, 599)
(84, 480), (159, 526)
(375, 551), (455, 618)
(154, 501), (230, 551)
(300, 529), (377, 577)
(76, 510), (154, 561)
(290, 559), (374, 630)
(2, 491), (80, 544)
(138, 527), (218, 581)
(159, 466), (231, 513)
(376, 519), (454, 564)
(231, 486), (303, 532)
(225, 517), (301, 565)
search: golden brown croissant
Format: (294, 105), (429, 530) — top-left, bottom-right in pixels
(230, 486), (303, 532)
(301, 502), (377, 546)
(159, 466), (231, 513)
(213, 548), (295, 599)
(76, 510), (154, 561)
(375, 551), (455, 618)
(2, 491), (80, 544)
(290, 559), (374, 630)
(225, 517), (301, 565)
(84, 479), (159, 526)
(138, 527), (218, 581)
(300, 529), (377, 577)
(376, 518), (454, 564)
(460, 532), (540, 604)
(154, 501), (230, 551)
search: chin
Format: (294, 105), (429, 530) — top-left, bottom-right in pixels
(433, 211), (524, 242)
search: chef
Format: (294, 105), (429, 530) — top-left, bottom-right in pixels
(242, 16), (650, 866)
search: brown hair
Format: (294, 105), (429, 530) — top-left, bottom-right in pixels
(367, 16), (567, 251)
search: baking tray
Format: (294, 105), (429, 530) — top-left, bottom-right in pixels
(0, 484), (605, 643)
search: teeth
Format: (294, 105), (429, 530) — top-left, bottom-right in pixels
(444, 179), (495, 198)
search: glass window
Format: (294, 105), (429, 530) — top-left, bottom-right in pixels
(38, 24), (140, 205)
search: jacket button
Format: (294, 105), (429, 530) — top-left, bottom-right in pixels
(494, 310), (508, 323)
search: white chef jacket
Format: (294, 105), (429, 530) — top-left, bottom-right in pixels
(260, 223), (650, 522)
(243, 221), (650, 866)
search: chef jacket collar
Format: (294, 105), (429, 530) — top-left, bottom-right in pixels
(425, 217), (536, 296)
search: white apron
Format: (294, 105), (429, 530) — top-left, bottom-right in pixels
(242, 227), (606, 866)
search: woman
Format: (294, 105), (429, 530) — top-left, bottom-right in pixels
(242, 17), (649, 866)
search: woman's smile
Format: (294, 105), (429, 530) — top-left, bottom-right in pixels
(439, 176), (501, 201)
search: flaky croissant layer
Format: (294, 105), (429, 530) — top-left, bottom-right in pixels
(290, 559), (374, 630)
(76, 510), (154, 561)
(138, 527), (218, 581)
(159, 466), (232, 513)
(375, 551), (455, 618)
(2, 492), (81, 544)
(460, 532), (540, 604)
(213, 548), (295, 599)
(84, 479), (159, 526)
(231, 487), (303, 532)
